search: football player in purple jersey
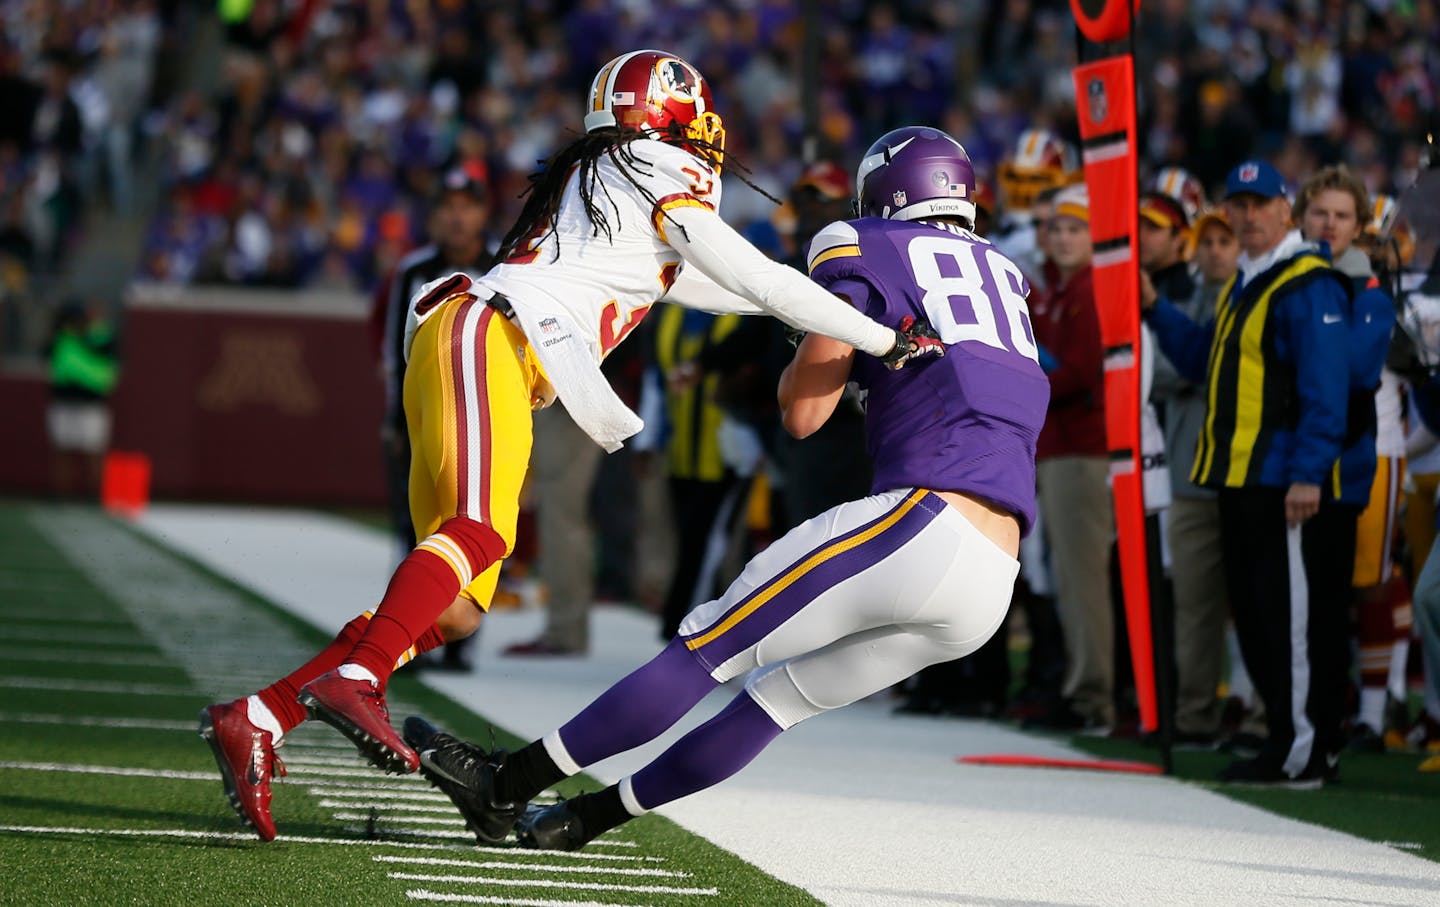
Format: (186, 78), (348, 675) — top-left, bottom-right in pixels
(404, 126), (1050, 851)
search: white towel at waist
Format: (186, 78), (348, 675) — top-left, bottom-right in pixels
(507, 301), (643, 453)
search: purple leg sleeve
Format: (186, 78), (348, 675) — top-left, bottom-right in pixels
(557, 638), (720, 767)
(629, 688), (784, 810)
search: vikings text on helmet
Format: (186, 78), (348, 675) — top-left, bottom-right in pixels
(856, 126), (978, 226)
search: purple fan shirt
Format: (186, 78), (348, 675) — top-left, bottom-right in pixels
(807, 217), (1050, 535)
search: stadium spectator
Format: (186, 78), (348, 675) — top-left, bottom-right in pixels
(1293, 164), (1409, 752)
(1134, 184), (1226, 748)
(1028, 184), (1116, 732)
(1148, 195), (1235, 745)
(45, 299), (117, 499)
(646, 305), (751, 641)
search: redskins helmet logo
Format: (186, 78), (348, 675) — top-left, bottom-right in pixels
(656, 58), (699, 102)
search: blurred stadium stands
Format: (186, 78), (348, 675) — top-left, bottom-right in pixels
(0, 0), (1434, 502)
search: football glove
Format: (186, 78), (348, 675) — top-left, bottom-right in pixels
(880, 315), (946, 370)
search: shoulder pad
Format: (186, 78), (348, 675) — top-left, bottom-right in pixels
(806, 221), (862, 273)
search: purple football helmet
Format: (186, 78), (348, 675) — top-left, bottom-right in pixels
(856, 126), (977, 225)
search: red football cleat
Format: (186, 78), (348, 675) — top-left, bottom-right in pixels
(298, 670), (419, 774)
(199, 700), (284, 842)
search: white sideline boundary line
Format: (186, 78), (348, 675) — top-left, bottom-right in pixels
(388, 872), (718, 896)
(0, 712), (194, 731)
(373, 855), (685, 878)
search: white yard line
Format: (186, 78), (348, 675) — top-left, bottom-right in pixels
(388, 872), (717, 896)
(343, 825), (475, 841)
(0, 647), (169, 667)
(373, 855), (685, 877)
(0, 824), (498, 853)
(337, 825), (635, 849)
(2, 626), (152, 646)
(0, 760), (212, 781)
(305, 786), (453, 803)
(333, 812), (465, 827)
(0, 712), (194, 731)
(0, 677), (194, 696)
(5, 612), (129, 627)
(287, 765), (430, 782)
(320, 800), (460, 814)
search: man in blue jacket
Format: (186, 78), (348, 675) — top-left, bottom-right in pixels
(1141, 160), (1363, 787)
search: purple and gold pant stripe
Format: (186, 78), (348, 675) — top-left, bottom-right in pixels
(682, 489), (940, 670)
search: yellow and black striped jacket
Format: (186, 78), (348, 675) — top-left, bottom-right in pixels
(1149, 249), (1353, 495)
(654, 306), (741, 481)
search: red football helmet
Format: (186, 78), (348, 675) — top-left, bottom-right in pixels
(583, 50), (725, 170)
(1151, 166), (1207, 226)
(997, 129), (1080, 213)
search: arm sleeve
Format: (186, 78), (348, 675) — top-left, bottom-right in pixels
(1144, 296), (1214, 384)
(661, 202), (898, 357)
(1282, 278), (1350, 486)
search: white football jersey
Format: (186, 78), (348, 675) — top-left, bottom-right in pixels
(474, 139), (721, 361)
(1374, 366), (1405, 458)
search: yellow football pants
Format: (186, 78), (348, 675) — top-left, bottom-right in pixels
(404, 296), (545, 609)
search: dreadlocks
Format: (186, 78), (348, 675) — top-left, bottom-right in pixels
(494, 124), (781, 264)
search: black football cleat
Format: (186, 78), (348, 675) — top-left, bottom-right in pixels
(404, 716), (523, 845)
(516, 799), (591, 851)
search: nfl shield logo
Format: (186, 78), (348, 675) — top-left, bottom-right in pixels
(539, 317), (561, 335)
(1087, 78), (1107, 124)
(1239, 163), (1260, 183)
(893, 190), (907, 207)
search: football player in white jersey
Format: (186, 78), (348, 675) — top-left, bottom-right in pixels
(198, 48), (940, 842)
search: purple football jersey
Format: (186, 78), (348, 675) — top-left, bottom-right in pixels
(806, 217), (1050, 535)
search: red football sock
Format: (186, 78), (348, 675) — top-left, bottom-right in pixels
(395, 623), (447, 669)
(347, 516), (505, 685)
(257, 613), (371, 734)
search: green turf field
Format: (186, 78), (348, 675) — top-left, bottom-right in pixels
(0, 502), (820, 907)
